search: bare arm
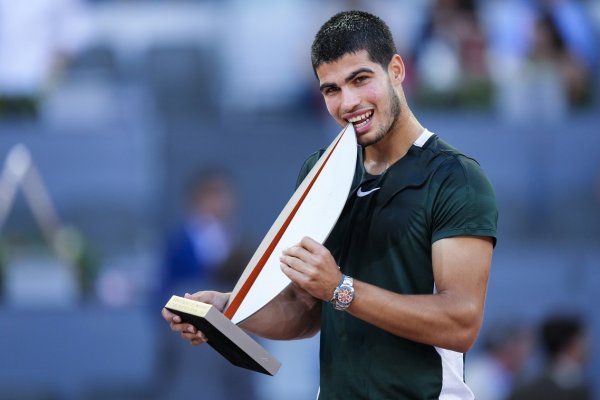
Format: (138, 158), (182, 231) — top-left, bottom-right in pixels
(240, 283), (321, 340)
(280, 235), (493, 353)
(161, 284), (321, 346)
(346, 236), (492, 352)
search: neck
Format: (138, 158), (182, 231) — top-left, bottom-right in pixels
(363, 111), (424, 175)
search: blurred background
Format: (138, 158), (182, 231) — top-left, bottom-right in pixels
(0, 0), (599, 399)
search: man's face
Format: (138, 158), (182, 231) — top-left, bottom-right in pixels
(316, 50), (401, 147)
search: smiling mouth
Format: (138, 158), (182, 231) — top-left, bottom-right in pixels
(347, 110), (373, 130)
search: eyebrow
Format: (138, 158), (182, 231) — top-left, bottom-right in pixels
(319, 67), (375, 93)
(345, 67), (374, 83)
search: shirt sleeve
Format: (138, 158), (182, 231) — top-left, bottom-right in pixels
(295, 148), (325, 189)
(430, 156), (498, 246)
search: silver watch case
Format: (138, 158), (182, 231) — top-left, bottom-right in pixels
(332, 275), (354, 311)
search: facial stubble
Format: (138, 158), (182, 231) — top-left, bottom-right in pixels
(362, 78), (402, 148)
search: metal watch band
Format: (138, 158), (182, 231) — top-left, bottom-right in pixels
(332, 274), (354, 311)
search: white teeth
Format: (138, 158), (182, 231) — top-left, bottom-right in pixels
(355, 119), (369, 128)
(348, 111), (373, 123)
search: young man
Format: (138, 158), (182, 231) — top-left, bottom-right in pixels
(163, 11), (498, 399)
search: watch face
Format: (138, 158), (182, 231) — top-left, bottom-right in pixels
(337, 286), (354, 305)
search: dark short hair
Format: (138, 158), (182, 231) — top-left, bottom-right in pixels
(540, 315), (584, 360)
(311, 11), (397, 75)
(186, 166), (235, 201)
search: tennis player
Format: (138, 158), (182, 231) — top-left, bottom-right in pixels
(163, 10), (498, 399)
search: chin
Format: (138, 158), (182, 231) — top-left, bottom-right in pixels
(359, 131), (386, 147)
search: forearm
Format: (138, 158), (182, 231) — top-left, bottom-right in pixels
(347, 280), (484, 353)
(240, 284), (321, 340)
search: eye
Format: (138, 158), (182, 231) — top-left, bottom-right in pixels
(354, 75), (369, 85)
(323, 86), (339, 96)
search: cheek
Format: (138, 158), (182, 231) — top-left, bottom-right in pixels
(366, 85), (378, 97)
(362, 79), (389, 106)
(324, 99), (341, 119)
(364, 86), (382, 105)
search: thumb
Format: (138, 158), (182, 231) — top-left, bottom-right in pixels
(184, 291), (217, 304)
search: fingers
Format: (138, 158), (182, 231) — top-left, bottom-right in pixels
(280, 253), (310, 274)
(280, 238), (332, 278)
(297, 237), (334, 263)
(282, 244), (313, 260)
(184, 291), (214, 303)
(181, 330), (208, 345)
(162, 307), (181, 324)
(282, 238), (335, 272)
(183, 291), (230, 312)
(162, 292), (223, 348)
(162, 290), (231, 348)
(167, 316), (208, 345)
(281, 241), (319, 272)
(299, 236), (324, 253)
(169, 319), (194, 333)
(280, 238), (341, 302)
(164, 308), (206, 341)
(280, 260), (305, 283)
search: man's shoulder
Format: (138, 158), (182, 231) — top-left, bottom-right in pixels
(425, 135), (474, 162)
(424, 135), (487, 178)
(303, 148), (327, 168)
(295, 147), (327, 189)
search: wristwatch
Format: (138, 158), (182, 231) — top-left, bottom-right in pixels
(331, 275), (354, 311)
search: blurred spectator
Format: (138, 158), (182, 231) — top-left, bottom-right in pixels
(160, 166), (253, 302)
(467, 320), (534, 400)
(0, 0), (92, 118)
(156, 166), (257, 399)
(412, 0), (492, 108)
(482, 0), (596, 124)
(537, 0), (595, 107)
(545, 0), (597, 74)
(509, 314), (593, 400)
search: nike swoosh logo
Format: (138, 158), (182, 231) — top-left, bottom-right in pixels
(356, 187), (381, 197)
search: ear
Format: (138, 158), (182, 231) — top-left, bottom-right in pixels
(388, 54), (405, 84)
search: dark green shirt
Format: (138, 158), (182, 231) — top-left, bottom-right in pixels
(296, 132), (498, 399)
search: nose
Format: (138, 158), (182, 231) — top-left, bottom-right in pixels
(340, 88), (360, 114)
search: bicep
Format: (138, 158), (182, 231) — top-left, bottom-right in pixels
(432, 236), (493, 307)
